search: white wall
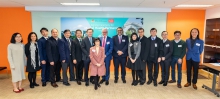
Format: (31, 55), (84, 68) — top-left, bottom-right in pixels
(31, 11), (167, 38)
(205, 7), (220, 19)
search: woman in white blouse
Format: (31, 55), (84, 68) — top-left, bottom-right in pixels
(25, 32), (41, 88)
(7, 33), (26, 93)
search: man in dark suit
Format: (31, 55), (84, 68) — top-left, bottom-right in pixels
(72, 29), (84, 85)
(81, 28), (95, 86)
(99, 28), (113, 85)
(137, 28), (149, 85)
(159, 31), (173, 86)
(58, 29), (75, 86)
(38, 27), (50, 86)
(146, 28), (163, 87)
(46, 28), (61, 88)
(112, 27), (128, 83)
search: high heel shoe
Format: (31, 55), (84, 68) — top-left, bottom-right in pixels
(97, 84), (101, 88)
(18, 88), (24, 91)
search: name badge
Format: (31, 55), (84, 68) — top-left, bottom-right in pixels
(196, 43), (200, 46)
(155, 43), (157, 47)
(92, 49), (96, 52)
(178, 45), (182, 47)
(166, 44), (169, 47)
(107, 42), (110, 44)
(129, 43), (133, 47)
(122, 39), (125, 42)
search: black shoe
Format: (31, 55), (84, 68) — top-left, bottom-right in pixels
(140, 81), (145, 85)
(163, 82), (168, 86)
(97, 84), (101, 88)
(131, 81), (135, 85)
(105, 80), (109, 85)
(147, 80), (152, 85)
(122, 79), (126, 83)
(85, 82), (89, 86)
(134, 81), (138, 86)
(33, 83), (39, 86)
(158, 81), (164, 84)
(114, 79), (118, 83)
(63, 83), (70, 86)
(94, 85), (98, 90)
(42, 82), (46, 87)
(77, 81), (81, 85)
(99, 79), (105, 84)
(30, 84), (34, 88)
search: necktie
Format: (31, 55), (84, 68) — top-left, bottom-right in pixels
(102, 36), (106, 47)
(79, 38), (82, 45)
(152, 37), (155, 40)
(119, 36), (121, 44)
(67, 39), (71, 50)
(89, 37), (92, 46)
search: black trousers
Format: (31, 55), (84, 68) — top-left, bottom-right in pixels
(186, 59), (199, 84)
(50, 61), (61, 83)
(83, 58), (93, 82)
(75, 60), (84, 81)
(28, 72), (37, 85)
(147, 60), (159, 82)
(160, 60), (171, 82)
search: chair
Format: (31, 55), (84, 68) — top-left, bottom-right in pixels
(0, 66), (9, 78)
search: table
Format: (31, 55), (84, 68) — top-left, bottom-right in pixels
(202, 63), (220, 97)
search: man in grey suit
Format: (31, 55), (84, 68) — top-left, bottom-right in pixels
(81, 28), (95, 86)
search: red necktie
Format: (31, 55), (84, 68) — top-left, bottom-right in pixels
(102, 36), (106, 47)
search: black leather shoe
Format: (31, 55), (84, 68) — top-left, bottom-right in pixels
(63, 83), (70, 86)
(147, 80), (152, 85)
(134, 81), (138, 86)
(30, 84), (34, 88)
(163, 82), (168, 86)
(105, 80), (109, 85)
(85, 82), (89, 86)
(154, 82), (158, 87)
(42, 82), (46, 87)
(114, 79), (118, 83)
(122, 79), (126, 83)
(77, 81), (81, 85)
(158, 81), (164, 84)
(94, 85), (98, 90)
(33, 83), (39, 86)
(139, 81), (145, 85)
(99, 79), (105, 84)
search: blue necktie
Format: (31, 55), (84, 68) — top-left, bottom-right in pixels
(89, 37), (92, 45)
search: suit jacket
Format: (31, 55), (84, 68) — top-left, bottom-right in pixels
(38, 37), (48, 61)
(139, 36), (149, 61)
(162, 39), (173, 61)
(89, 46), (106, 76)
(147, 36), (163, 61)
(46, 37), (60, 63)
(112, 35), (128, 57)
(81, 36), (95, 60)
(100, 36), (113, 61)
(186, 38), (204, 62)
(58, 37), (72, 63)
(72, 38), (83, 62)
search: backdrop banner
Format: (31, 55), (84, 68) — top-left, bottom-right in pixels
(61, 17), (143, 38)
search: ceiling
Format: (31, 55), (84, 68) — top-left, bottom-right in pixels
(0, 0), (220, 9)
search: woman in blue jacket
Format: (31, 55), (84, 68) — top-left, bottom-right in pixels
(184, 28), (204, 90)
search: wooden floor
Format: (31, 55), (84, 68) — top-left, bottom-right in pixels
(0, 72), (219, 99)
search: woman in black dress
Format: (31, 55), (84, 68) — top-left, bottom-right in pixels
(127, 33), (142, 86)
(25, 32), (41, 88)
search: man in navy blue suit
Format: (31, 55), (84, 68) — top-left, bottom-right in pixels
(112, 27), (128, 83)
(46, 28), (62, 88)
(38, 27), (50, 87)
(99, 28), (113, 85)
(58, 29), (75, 86)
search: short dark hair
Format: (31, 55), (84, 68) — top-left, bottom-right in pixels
(190, 28), (200, 40)
(10, 32), (23, 43)
(161, 31), (168, 35)
(40, 27), (48, 33)
(138, 28), (144, 32)
(117, 27), (123, 30)
(63, 29), (71, 34)
(75, 29), (82, 34)
(150, 28), (157, 32)
(130, 33), (139, 42)
(87, 28), (93, 32)
(174, 31), (181, 35)
(93, 38), (101, 46)
(27, 32), (38, 43)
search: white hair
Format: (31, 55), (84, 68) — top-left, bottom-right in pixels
(102, 28), (108, 32)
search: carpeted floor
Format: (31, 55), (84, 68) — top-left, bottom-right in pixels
(0, 71), (219, 99)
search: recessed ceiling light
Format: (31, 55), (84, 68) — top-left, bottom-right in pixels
(175, 5), (213, 7)
(61, 3), (100, 6)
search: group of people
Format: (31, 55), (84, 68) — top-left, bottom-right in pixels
(7, 27), (204, 93)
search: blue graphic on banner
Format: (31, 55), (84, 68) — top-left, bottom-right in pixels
(61, 17), (143, 39)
